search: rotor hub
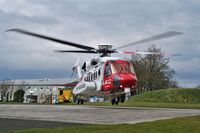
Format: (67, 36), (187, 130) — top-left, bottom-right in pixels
(98, 45), (112, 50)
(98, 45), (113, 57)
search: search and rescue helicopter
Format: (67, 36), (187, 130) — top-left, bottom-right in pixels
(7, 29), (183, 105)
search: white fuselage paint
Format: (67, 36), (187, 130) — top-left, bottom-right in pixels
(73, 57), (125, 96)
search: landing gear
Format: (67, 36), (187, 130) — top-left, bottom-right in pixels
(111, 95), (120, 105)
(76, 95), (84, 105)
(111, 92), (126, 105)
(111, 98), (115, 105)
(77, 99), (84, 105)
(120, 93), (125, 103)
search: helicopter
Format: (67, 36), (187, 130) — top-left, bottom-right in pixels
(7, 29), (183, 105)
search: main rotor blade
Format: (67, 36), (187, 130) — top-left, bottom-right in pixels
(116, 31), (183, 49)
(7, 28), (95, 51)
(116, 51), (161, 55)
(54, 50), (97, 54)
(116, 51), (182, 56)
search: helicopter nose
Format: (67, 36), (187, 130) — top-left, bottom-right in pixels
(119, 73), (137, 89)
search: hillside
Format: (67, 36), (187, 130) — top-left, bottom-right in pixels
(130, 88), (200, 103)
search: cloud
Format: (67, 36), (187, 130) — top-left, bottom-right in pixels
(0, 0), (199, 87)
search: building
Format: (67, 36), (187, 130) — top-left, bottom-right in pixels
(0, 78), (78, 103)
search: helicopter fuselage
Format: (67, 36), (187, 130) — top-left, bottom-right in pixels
(73, 57), (137, 97)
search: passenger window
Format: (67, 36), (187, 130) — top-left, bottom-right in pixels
(94, 72), (96, 80)
(105, 63), (111, 76)
(91, 74), (93, 81)
(98, 69), (101, 76)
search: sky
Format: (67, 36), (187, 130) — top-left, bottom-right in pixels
(0, 0), (200, 87)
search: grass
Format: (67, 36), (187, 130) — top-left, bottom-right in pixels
(2, 115), (200, 133)
(123, 101), (200, 109)
(132, 88), (200, 103)
(85, 88), (200, 109)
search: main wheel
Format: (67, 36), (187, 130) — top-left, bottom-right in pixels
(111, 98), (115, 105)
(115, 96), (120, 105)
(120, 94), (125, 103)
(77, 99), (80, 105)
(115, 99), (119, 105)
(81, 99), (84, 105)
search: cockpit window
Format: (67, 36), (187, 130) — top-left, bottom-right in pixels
(129, 63), (135, 74)
(109, 61), (135, 74)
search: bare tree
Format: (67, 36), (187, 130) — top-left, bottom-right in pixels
(132, 45), (177, 93)
(196, 85), (200, 89)
(0, 80), (14, 101)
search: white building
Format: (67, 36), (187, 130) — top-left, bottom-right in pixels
(0, 78), (77, 103)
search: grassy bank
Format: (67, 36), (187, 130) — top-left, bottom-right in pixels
(132, 88), (200, 103)
(86, 88), (200, 109)
(2, 115), (200, 133)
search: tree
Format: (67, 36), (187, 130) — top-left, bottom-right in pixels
(132, 45), (177, 93)
(196, 85), (200, 89)
(14, 89), (25, 102)
(0, 80), (14, 102)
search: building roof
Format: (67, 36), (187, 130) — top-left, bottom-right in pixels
(0, 78), (78, 86)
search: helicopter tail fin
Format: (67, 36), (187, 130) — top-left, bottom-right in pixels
(72, 58), (82, 79)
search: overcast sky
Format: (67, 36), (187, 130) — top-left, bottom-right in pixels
(0, 0), (200, 87)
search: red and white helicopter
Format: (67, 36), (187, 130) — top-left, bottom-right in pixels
(7, 29), (183, 105)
